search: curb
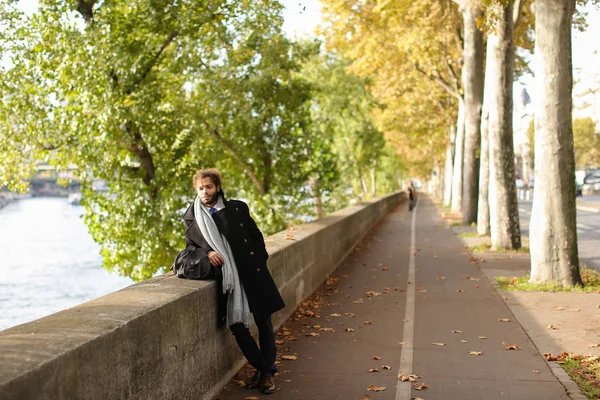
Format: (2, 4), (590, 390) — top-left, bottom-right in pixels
(441, 213), (588, 400)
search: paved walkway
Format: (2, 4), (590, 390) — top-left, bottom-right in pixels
(216, 196), (577, 400)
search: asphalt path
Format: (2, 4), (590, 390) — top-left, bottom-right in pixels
(217, 197), (569, 400)
(518, 196), (600, 270)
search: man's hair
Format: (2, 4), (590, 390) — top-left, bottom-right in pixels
(193, 168), (223, 190)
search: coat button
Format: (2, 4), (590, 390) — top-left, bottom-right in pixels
(256, 268), (261, 272)
(236, 208), (239, 211)
(240, 223), (244, 227)
(244, 239), (248, 243)
(250, 251), (254, 255)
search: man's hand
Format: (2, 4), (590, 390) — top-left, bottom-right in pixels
(207, 250), (225, 267)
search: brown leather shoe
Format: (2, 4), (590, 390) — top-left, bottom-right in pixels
(245, 371), (262, 389)
(261, 375), (276, 394)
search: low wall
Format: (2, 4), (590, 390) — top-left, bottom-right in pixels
(0, 191), (406, 400)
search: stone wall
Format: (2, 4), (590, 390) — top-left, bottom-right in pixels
(0, 191), (405, 400)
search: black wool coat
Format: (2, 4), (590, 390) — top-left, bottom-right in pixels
(183, 199), (285, 319)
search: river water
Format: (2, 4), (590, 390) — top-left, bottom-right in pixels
(0, 197), (133, 331)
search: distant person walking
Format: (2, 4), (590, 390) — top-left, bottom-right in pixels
(408, 181), (417, 211)
(182, 168), (285, 394)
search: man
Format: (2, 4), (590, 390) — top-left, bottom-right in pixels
(182, 168), (285, 394)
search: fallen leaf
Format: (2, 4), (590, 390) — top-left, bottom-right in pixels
(358, 395), (372, 400)
(330, 313), (341, 317)
(364, 321), (373, 325)
(498, 318), (511, 322)
(353, 299), (365, 304)
(547, 325), (557, 330)
(373, 356), (382, 360)
(368, 368), (379, 373)
(554, 306), (566, 311)
(345, 328), (354, 332)
(326, 277), (340, 285)
(367, 384), (386, 392)
(344, 312), (356, 317)
(589, 344), (600, 348)
(305, 332), (319, 337)
(319, 327), (335, 332)
(398, 373), (420, 382)
(382, 365), (391, 370)
(382, 267), (389, 271)
(397, 341), (406, 345)
(503, 342), (519, 350)
(478, 336), (487, 339)
(532, 370), (540, 374)
(414, 382), (428, 391)
(460, 340), (468, 343)
(312, 325), (321, 329)
(365, 291), (382, 297)
(431, 342), (446, 346)
(452, 330), (463, 333)
(437, 275), (446, 280)
(235, 380), (246, 387)
(275, 339), (285, 345)
(468, 351), (482, 356)
(281, 355), (297, 361)
(571, 308), (581, 312)
(456, 289), (463, 293)
(245, 397), (260, 400)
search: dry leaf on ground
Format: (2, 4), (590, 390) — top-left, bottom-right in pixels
(245, 397), (260, 400)
(554, 306), (566, 311)
(414, 383), (428, 391)
(364, 320), (373, 325)
(382, 365), (391, 370)
(460, 340), (468, 343)
(330, 313), (341, 317)
(319, 327), (335, 332)
(398, 373), (420, 382)
(345, 312), (356, 317)
(432, 342), (446, 346)
(547, 325), (557, 330)
(345, 328), (354, 332)
(368, 368), (379, 373)
(498, 318), (511, 322)
(456, 289), (463, 293)
(398, 341), (406, 345)
(478, 336), (487, 339)
(281, 355), (297, 361)
(532, 370), (540, 374)
(373, 356), (382, 360)
(367, 384), (386, 392)
(503, 342), (519, 350)
(305, 332), (319, 337)
(452, 330), (463, 333)
(468, 351), (482, 356)
(358, 395), (372, 400)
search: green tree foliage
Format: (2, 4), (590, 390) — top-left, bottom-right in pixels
(0, 0), (314, 280)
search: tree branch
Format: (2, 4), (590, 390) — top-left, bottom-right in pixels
(75, 0), (96, 26)
(414, 63), (462, 100)
(127, 32), (177, 94)
(201, 119), (267, 196)
(513, 0), (524, 28)
(123, 121), (156, 188)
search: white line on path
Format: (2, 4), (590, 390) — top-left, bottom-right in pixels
(395, 201), (417, 400)
(577, 223), (591, 230)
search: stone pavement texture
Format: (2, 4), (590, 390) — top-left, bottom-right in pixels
(215, 196), (583, 400)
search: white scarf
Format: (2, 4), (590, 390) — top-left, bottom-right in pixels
(194, 196), (251, 328)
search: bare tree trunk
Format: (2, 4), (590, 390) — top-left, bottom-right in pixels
(462, 5), (485, 224)
(477, 99), (491, 236)
(308, 176), (325, 218)
(443, 125), (455, 206)
(451, 97), (466, 213)
(530, 0), (582, 285)
(487, 0), (521, 249)
(371, 159), (377, 197)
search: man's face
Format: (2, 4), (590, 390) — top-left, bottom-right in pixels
(196, 177), (220, 207)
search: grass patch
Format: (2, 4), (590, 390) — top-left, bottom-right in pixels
(470, 244), (530, 254)
(558, 354), (600, 399)
(451, 221), (466, 227)
(495, 269), (600, 293)
(459, 232), (480, 238)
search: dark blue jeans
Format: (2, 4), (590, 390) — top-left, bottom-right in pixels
(229, 314), (277, 377)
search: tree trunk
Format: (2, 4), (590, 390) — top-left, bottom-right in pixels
(487, 0), (521, 249)
(477, 98), (491, 236)
(451, 97), (466, 213)
(308, 176), (325, 218)
(443, 124), (455, 206)
(529, 0), (582, 285)
(371, 159), (377, 197)
(461, 6), (485, 224)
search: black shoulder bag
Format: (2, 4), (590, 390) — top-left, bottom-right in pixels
(171, 245), (215, 280)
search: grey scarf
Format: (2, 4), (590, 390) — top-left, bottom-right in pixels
(194, 196), (251, 328)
